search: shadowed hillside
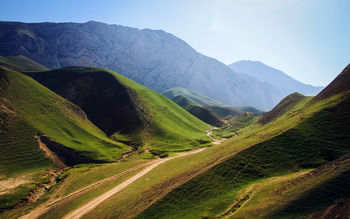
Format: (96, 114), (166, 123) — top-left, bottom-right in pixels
(314, 64), (350, 101)
(27, 67), (211, 151)
(259, 92), (306, 125)
(136, 65), (350, 218)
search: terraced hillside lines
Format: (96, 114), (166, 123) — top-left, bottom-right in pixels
(136, 93), (350, 218)
(28, 67), (211, 152)
(62, 148), (207, 219)
(230, 154), (350, 219)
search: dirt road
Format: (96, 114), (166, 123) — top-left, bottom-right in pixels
(206, 128), (227, 144)
(19, 161), (153, 219)
(62, 148), (206, 219)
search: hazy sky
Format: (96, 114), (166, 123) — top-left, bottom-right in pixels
(1, 0), (349, 86)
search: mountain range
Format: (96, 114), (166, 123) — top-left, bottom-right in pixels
(0, 21), (322, 110)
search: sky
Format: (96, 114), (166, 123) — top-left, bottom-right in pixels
(1, 0), (349, 86)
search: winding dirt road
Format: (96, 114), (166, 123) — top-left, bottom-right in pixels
(62, 148), (206, 219)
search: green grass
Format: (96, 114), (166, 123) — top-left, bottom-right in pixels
(227, 112), (259, 129)
(28, 67), (211, 153)
(205, 106), (241, 119)
(136, 92), (350, 218)
(162, 87), (226, 107)
(212, 125), (238, 139)
(0, 55), (48, 72)
(111, 69), (212, 151)
(0, 66), (128, 170)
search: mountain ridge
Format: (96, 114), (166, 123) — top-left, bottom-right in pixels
(0, 20), (317, 111)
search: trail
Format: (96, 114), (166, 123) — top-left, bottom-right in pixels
(19, 161), (153, 219)
(62, 148), (206, 219)
(206, 127), (227, 144)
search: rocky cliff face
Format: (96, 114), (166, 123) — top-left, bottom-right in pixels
(1, 21), (291, 110)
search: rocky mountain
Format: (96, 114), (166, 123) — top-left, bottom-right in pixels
(0, 21), (311, 110)
(229, 60), (323, 99)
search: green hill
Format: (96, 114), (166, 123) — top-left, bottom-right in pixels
(171, 95), (199, 109)
(0, 66), (128, 176)
(259, 92), (306, 125)
(171, 95), (223, 126)
(27, 67), (211, 152)
(205, 105), (242, 119)
(136, 66), (350, 218)
(0, 55), (48, 72)
(164, 87), (245, 119)
(236, 106), (265, 115)
(162, 87), (225, 107)
(0, 65), (131, 211)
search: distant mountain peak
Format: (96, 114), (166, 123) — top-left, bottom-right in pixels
(229, 60), (323, 97)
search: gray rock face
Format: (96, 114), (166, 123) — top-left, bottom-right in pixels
(0, 21), (313, 110)
(229, 60), (323, 100)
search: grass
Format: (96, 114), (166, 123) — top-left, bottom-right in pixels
(212, 125), (238, 139)
(135, 92), (350, 218)
(28, 67), (211, 153)
(162, 87), (225, 107)
(71, 93), (334, 218)
(231, 155), (350, 219)
(227, 112), (259, 128)
(0, 55), (48, 72)
(0, 66), (130, 212)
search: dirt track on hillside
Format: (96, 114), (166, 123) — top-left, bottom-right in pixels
(62, 148), (206, 219)
(19, 161), (153, 219)
(21, 130), (220, 219)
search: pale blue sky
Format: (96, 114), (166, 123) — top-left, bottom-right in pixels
(1, 0), (349, 86)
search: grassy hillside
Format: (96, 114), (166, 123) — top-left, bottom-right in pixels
(162, 87), (225, 107)
(163, 87), (248, 119)
(0, 55), (48, 72)
(136, 91), (350, 218)
(0, 66), (131, 212)
(236, 106), (265, 115)
(171, 95), (199, 109)
(0, 66), (128, 175)
(259, 92), (306, 125)
(27, 67), (211, 153)
(171, 95), (223, 126)
(186, 105), (224, 127)
(206, 105), (242, 119)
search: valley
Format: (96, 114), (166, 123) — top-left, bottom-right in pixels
(0, 13), (348, 219)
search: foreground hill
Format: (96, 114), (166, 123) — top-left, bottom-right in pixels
(27, 67), (211, 152)
(0, 20), (308, 110)
(229, 60), (323, 97)
(136, 64), (350, 218)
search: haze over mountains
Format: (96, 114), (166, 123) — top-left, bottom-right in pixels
(229, 60), (323, 100)
(0, 21), (322, 110)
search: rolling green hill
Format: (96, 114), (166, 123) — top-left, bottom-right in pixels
(136, 66), (350, 218)
(171, 95), (223, 126)
(0, 55), (48, 72)
(27, 67), (211, 152)
(0, 66), (128, 176)
(162, 87), (225, 107)
(164, 87), (247, 119)
(0, 65), (131, 211)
